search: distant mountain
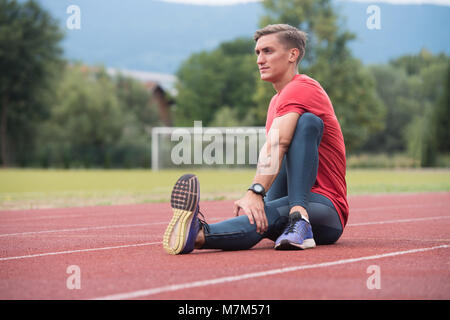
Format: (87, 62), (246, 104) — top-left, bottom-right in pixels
(37, 0), (450, 75)
(336, 1), (450, 64)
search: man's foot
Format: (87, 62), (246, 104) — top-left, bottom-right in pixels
(274, 212), (316, 250)
(163, 174), (201, 255)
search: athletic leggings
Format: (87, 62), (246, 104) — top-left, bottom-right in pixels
(202, 113), (343, 251)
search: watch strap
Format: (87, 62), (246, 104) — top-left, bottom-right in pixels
(248, 183), (266, 197)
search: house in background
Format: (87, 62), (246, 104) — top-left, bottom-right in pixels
(107, 68), (177, 126)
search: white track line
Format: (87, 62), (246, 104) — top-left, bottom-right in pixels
(1, 216), (449, 261)
(347, 215), (450, 226)
(349, 202), (448, 213)
(1, 214), (448, 238)
(0, 201), (447, 237)
(0, 242), (160, 262)
(0, 222), (164, 237)
(92, 244), (449, 300)
(0, 214), (84, 221)
(0, 218), (224, 237)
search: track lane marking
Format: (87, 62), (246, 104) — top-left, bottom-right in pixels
(347, 215), (450, 226)
(1, 215), (449, 261)
(1, 215), (448, 238)
(350, 202), (449, 213)
(92, 244), (450, 300)
(0, 242), (160, 261)
(0, 222), (164, 237)
(1, 199), (448, 219)
(0, 218), (224, 237)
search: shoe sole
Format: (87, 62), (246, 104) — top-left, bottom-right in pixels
(163, 174), (200, 255)
(274, 238), (316, 250)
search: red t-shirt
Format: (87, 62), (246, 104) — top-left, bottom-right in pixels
(266, 74), (349, 227)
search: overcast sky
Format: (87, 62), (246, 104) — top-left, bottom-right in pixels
(159, 0), (450, 6)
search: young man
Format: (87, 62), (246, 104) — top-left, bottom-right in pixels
(163, 24), (348, 255)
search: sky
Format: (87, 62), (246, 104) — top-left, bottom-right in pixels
(159, 0), (450, 6)
(34, 0), (450, 74)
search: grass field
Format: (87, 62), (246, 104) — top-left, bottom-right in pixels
(1, 168), (450, 210)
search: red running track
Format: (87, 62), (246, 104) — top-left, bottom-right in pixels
(0, 192), (449, 300)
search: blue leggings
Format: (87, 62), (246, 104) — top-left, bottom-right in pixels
(202, 113), (343, 251)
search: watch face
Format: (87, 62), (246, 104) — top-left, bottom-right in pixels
(254, 184), (263, 193)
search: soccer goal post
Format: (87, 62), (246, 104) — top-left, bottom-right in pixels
(151, 123), (266, 171)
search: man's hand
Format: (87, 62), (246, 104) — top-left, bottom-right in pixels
(232, 113), (300, 235)
(233, 191), (267, 234)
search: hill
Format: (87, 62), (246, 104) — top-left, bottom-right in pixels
(37, 0), (450, 74)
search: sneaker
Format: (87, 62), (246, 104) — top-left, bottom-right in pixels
(163, 174), (201, 255)
(274, 212), (316, 250)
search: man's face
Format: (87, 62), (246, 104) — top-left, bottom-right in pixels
(255, 33), (296, 83)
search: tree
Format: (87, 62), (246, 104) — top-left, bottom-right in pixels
(37, 64), (160, 168)
(174, 38), (259, 126)
(115, 73), (160, 129)
(362, 65), (415, 153)
(113, 73), (161, 167)
(0, 0), (64, 166)
(390, 50), (449, 166)
(37, 65), (124, 168)
(433, 62), (450, 153)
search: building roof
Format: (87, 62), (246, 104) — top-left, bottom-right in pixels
(106, 67), (178, 95)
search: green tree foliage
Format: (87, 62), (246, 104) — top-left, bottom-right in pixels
(433, 62), (450, 153)
(113, 73), (161, 167)
(363, 65), (414, 153)
(415, 53), (449, 166)
(37, 64), (159, 168)
(368, 50), (449, 166)
(174, 38), (259, 126)
(0, 0), (64, 166)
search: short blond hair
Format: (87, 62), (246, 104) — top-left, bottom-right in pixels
(254, 24), (307, 64)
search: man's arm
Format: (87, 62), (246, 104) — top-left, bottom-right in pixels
(233, 112), (301, 234)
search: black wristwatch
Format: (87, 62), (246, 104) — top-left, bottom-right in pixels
(248, 183), (266, 197)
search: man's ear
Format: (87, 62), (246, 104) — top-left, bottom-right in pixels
(289, 48), (300, 63)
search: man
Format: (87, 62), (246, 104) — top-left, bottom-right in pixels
(163, 24), (348, 255)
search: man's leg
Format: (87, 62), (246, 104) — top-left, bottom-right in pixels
(286, 112), (324, 215)
(197, 192), (342, 251)
(199, 201), (290, 251)
(194, 157), (288, 251)
(164, 113), (339, 254)
(274, 112), (325, 249)
(265, 155), (288, 201)
(261, 193), (342, 245)
(306, 193), (343, 245)
(199, 113), (331, 251)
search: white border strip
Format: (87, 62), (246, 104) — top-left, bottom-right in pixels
(93, 244), (449, 300)
(0, 242), (160, 261)
(0, 223), (164, 237)
(0, 216), (448, 261)
(350, 202), (448, 213)
(0, 218), (223, 238)
(1, 215), (448, 237)
(347, 215), (450, 226)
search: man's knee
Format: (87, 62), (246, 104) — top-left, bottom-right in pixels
(312, 225), (342, 245)
(296, 113), (324, 137)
